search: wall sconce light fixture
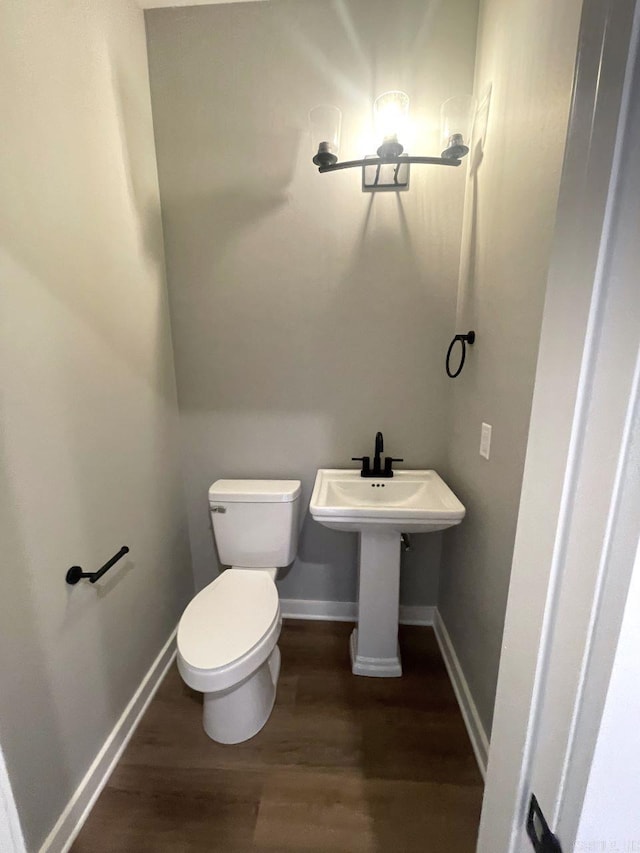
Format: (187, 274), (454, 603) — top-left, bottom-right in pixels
(311, 91), (475, 192)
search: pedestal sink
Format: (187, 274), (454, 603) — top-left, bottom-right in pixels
(309, 469), (465, 677)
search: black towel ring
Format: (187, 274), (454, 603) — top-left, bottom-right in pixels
(446, 331), (476, 378)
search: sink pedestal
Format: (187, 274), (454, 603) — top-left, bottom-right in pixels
(350, 529), (402, 677)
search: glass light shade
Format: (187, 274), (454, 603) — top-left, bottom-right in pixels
(310, 105), (342, 166)
(374, 90), (410, 144)
(440, 95), (476, 158)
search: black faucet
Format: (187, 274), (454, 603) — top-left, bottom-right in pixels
(352, 431), (404, 478)
(374, 431), (384, 472)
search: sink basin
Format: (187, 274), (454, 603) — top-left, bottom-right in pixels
(310, 468), (465, 678)
(310, 469), (465, 533)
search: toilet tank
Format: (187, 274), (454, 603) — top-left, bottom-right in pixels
(208, 479), (302, 568)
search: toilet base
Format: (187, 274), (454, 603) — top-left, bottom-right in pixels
(202, 645), (281, 744)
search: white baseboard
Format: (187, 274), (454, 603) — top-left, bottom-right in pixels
(279, 598), (435, 626)
(399, 605), (436, 626)
(433, 609), (489, 779)
(280, 598), (357, 622)
(39, 628), (178, 853)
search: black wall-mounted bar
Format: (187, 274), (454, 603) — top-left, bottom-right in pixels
(65, 546), (130, 585)
(318, 154), (461, 173)
(446, 331), (476, 378)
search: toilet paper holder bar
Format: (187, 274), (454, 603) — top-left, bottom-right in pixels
(65, 546), (130, 585)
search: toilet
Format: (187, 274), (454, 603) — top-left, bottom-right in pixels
(176, 479), (301, 744)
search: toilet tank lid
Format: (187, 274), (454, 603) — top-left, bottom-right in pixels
(209, 479), (301, 504)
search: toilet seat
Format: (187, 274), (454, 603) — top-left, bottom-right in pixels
(177, 569), (281, 694)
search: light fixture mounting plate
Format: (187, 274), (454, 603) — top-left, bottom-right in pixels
(362, 154), (410, 192)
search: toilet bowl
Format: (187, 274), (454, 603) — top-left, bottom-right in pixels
(177, 569), (282, 743)
(176, 479), (301, 744)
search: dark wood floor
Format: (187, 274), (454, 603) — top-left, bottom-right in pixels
(72, 621), (483, 852)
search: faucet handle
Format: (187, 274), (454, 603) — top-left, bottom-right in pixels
(383, 456), (404, 476)
(352, 456), (371, 476)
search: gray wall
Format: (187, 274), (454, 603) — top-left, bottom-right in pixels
(0, 1), (193, 848)
(438, 0), (583, 734)
(145, 0), (479, 601)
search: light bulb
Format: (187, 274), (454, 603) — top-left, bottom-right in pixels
(374, 91), (410, 144)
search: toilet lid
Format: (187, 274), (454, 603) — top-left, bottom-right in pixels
(177, 570), (279, 671)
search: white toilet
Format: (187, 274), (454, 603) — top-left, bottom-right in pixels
(176, 479), (301, 744)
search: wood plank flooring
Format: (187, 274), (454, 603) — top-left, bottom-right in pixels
(72, 621), (483, 852)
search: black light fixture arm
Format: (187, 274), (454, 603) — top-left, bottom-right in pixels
(65, 546), (130, 585)
(317, 154), (461, 173)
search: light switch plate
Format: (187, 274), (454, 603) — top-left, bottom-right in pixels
(480, 423), (492, 460)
